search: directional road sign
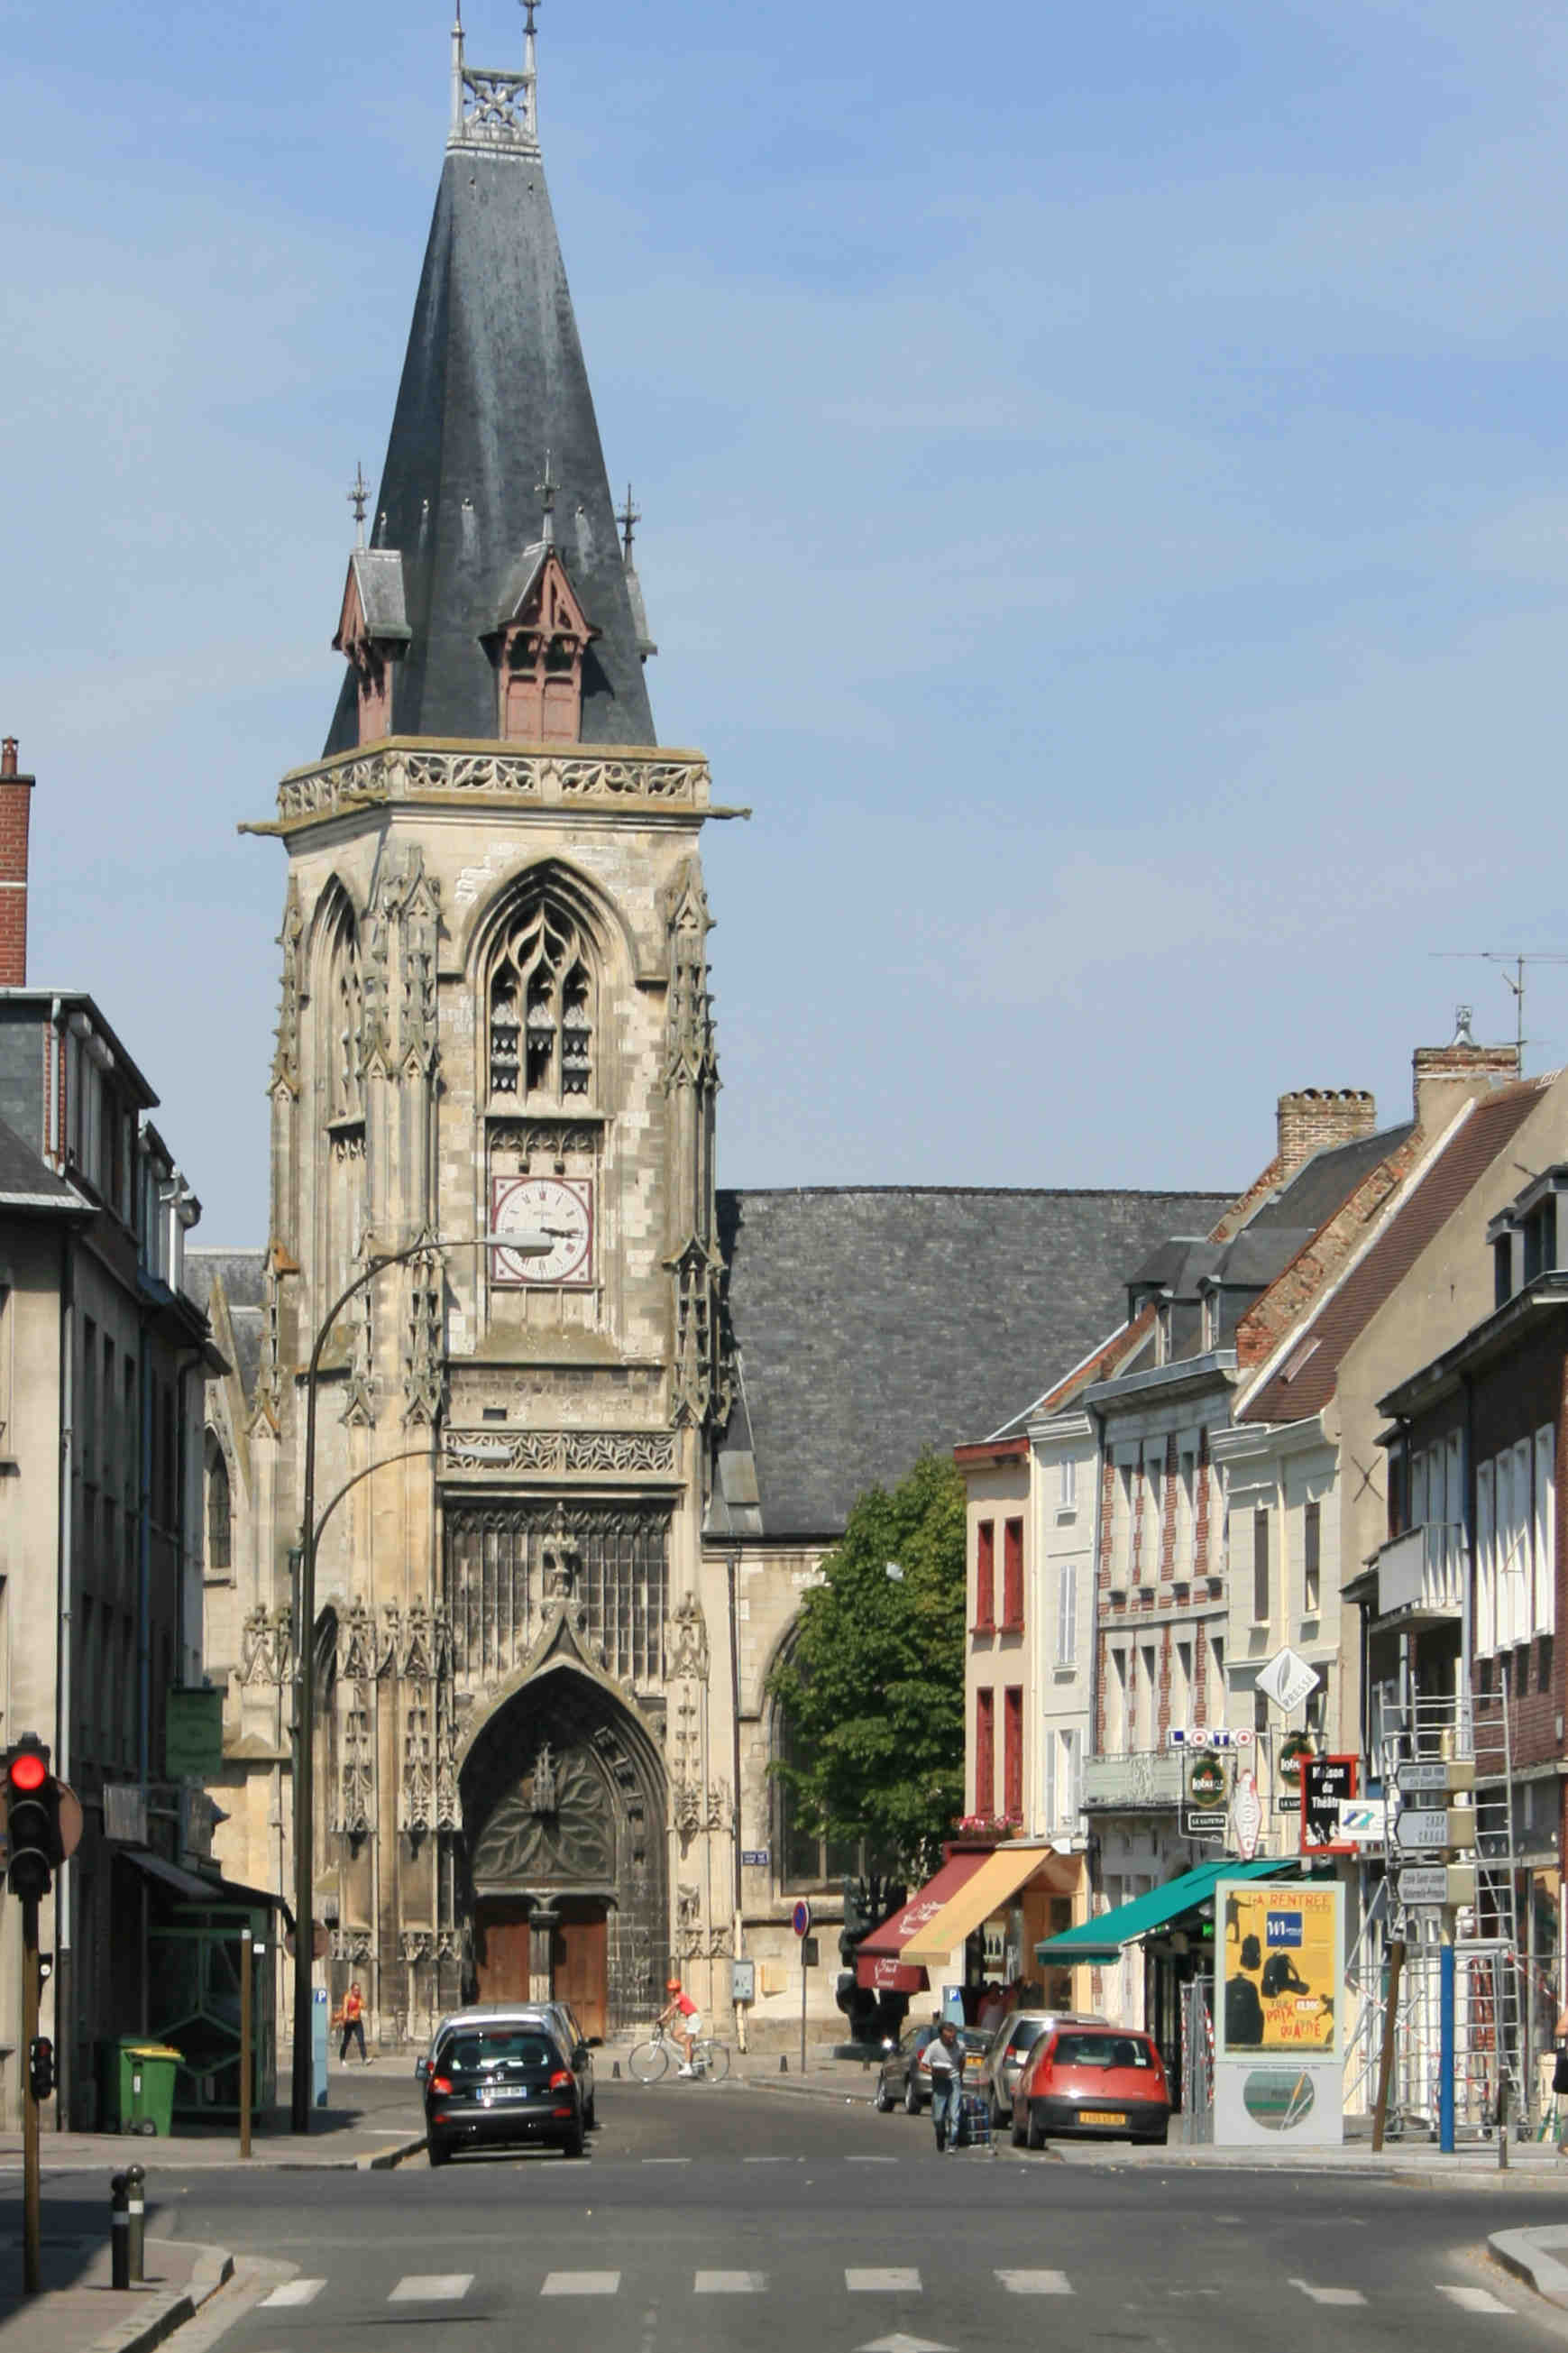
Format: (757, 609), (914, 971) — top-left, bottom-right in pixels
(1398, 1864), (1477, 1907)
(1397, 1758), (1475, 1796)
(1394, 1805), (1474, 1851)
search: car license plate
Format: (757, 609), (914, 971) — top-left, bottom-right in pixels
(485, 2086), (532, 2102)
(1078, 2109), (1126, 2126)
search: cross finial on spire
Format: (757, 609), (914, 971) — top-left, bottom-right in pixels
(536, 449), (558, 546)
(523, 0), (539, 39)
(349, 462), (370, 547)
(618, 483), (641, 562)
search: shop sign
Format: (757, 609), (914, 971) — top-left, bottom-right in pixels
(1183, 1809), (1228, 1835)
(1230, 1770), (1262, 1861)
(1215, 1878), (1345, 2062)
(1301, 1755), (1358, 1856)
(1186, 1752), (1229, 1808)
(1256, 1647), (1320, 1714)
(1277, 1732), (1315, 1789)
(1167, 1727), (1254, 1749)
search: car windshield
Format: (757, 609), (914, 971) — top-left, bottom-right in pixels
(1052, 2033), (1151, 2069)
(442, 2030), (556, 2073)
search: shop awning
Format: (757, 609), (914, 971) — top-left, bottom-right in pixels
(902, 1843), (1080, 1969)
(856, 1851), (991, 1991)
(121, 1850), (290, 1921)
(1035, 1857), (1297, 1966)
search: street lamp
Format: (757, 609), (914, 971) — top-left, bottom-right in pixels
(289, 1226), (550, 2132)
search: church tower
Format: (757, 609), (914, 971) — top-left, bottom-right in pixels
(235, 12), (735, 2045)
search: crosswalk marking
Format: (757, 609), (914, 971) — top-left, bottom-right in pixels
(642, 2156), (692, 2165)
(389, 2275), (472, 2303)
(996, 2270), (1073, 2295)
(847, 2269), (922, 2293)
(846, 2155), (898, 2165)
(1288, 2279), (1366, 2307)
(695, 2272), (766, 2294)
(260, 2281), (325, 2309)
(542, 2272), (621, 2297)
(1436, 2284), (1516, 2315)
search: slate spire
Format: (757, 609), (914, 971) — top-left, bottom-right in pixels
(325, 14), (655, 753)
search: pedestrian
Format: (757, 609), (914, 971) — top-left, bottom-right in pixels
(977, 1981), (1006, 2035)
(927, 2018), (964, 2155)
(1553, 2002), (1568, 2152)
(336, 1980), (368, 2064)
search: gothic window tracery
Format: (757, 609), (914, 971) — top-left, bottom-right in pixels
(205, 1437), (231, 1573)
(487, 896), (595, 1107)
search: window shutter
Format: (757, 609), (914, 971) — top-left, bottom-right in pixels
(1477, 1460), (1496, 1658)
(1536, 1426), (1556, 1638)
(1042, 1729), (1058, 1829)
(1056, 1563), (1077, 1670)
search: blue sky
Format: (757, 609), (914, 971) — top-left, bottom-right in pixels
(5, 0), (1568, 1238)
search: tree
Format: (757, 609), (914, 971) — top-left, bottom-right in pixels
(767, 1450), (967, 1876)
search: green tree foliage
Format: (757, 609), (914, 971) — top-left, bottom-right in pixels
(767, 1451), (967, 1875)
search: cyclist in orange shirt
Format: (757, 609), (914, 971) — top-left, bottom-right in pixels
(656, 1976), (701, 2074)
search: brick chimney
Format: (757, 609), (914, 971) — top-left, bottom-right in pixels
(1275, 1088), (1377, 1179)
(1413, 1006), (1520, 1133)
(0, 738), (34, 988)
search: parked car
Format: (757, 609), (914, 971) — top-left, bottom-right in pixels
(1012, 2024), (1170, 2148)
(417, 1999), (596, 2128)
(979, 2009), (1105, 2127)
(874, 2023), (992, 2115)
(423, 2008), (585, 2166)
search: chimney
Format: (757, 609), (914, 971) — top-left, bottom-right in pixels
(0, 737), (34, 988)
(1413, 1006), (1520, 1132)
(1275, 1088), (1377, 1180)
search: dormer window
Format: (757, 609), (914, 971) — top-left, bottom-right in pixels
(333, 548), (410, 746)
(489, 547), (599, 744)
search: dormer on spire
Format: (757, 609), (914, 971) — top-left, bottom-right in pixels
(334, 539), (411, 746)
(485, 543), (599, 743)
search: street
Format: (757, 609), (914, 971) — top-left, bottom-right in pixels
(9, 2082), (1567, 2353)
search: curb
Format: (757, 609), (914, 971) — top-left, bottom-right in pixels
(360, 2135), (428, 2172)
(1490, 2228), (1568, 2311)
(85, 2243), (234, 2353)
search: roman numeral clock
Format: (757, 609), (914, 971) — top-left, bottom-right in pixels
(491, 1173), (595, 1286)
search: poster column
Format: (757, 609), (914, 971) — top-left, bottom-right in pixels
(1214, 1877), (1344, 2148)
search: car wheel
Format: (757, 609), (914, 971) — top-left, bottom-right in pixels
(562, 2120), (586, 2158)
(1026, 2108), (1047, 2151)
(988, 2091), (1005, 2131)
(427, 2135), (452, 2170)
(903, 2075), (922, 2116)
(874, 2073), (894, 2114)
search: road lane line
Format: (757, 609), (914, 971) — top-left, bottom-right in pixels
(543, 2272), (621, 2296)
(1437, 2284), (1516, 2314)
(260, 2282), (326, 2309)
(695, 2273), (766, 2294)
(846, 2269), (922, 2293)
(845, 2155), (898, 2165)
(389, 2275), (472, 2303)
(642, 2156), (692, 2165)
(1288, 2279), (1366, 2307)
(996, 2270), (1073, 2295)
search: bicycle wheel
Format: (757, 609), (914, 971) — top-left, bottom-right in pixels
(700, 2039), (730, 2082)
(628, 2037), (669, 2083)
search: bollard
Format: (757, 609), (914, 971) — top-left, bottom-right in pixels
(109, 2173), (130, 2292)
(125, 2164), (146, 2281)
(779, 2054), (788, 2073)
(1498, 2079), (1509, 2173)
(611, 2060), (620, 2079)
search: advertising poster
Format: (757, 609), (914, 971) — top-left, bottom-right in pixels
(1214, 1877), (1344, 2148)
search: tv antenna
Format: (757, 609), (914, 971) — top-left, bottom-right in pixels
(1430, 950), (1568, 1068)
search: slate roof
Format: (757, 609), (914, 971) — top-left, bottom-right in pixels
(1241, 1080), (1552, 1426)
(185, 1247), (267, 1398)
(324, 140), (654, 753)
(0, 1116), (86, 1213)
(343, 548), (411, 644)
(1249, 1119), (1416, 1233)
(714, 1186), (1235, 1540)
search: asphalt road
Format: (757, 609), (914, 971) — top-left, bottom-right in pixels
(16, 2084), (1568, 2352)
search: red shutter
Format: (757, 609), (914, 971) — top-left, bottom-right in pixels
(1004, 1687), (1023, 1819)
(975, 1688), (995, 1816)
(976, 1522), (995, 1631)
(1003, 1518), (1024, 1630)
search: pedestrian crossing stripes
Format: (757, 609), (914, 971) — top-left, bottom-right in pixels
(996, 2270), (1073, 2295)
(1436, 2284), (1516, 2314)
(542, 2272), (621, 2297)
(259, 2282), (325, 2309)
(388, 2275), (472, 2302)
(1290, 2280), (1367, 2306)
(694, 2272), (768, 2294)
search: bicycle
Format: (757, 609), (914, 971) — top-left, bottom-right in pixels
(628, 2020), (730, 2082)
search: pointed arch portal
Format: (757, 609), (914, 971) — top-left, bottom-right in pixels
(458, 1664), (667, 2036)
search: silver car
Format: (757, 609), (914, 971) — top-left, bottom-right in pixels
(980, 2009), (1105, 2125)
(417, 1999), (597, 2128)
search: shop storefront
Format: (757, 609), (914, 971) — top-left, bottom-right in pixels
(859, 1843), (1082, 2027)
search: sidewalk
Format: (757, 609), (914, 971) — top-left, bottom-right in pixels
(0, 2235), (233, 2353)
(1, 2060), (426, 2174)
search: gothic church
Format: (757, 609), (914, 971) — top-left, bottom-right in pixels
(190, 19), (1233, 2047)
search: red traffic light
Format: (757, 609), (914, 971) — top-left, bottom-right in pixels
(8, 1752), (45, 1794)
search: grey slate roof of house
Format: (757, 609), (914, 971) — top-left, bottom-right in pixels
(713, 1186), (1234, 1541)
(1249, 1119), (1415, 1232)
(0, 1116), (86, 1212)
(323, 141), (654, 754)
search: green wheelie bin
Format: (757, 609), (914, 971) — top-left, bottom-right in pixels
(117, 2041), (181, 2137)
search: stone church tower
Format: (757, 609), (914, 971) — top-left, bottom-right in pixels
(221, 14), (738, 2043)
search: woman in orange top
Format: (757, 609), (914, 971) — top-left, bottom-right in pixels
(338, 1981), (368, 2065)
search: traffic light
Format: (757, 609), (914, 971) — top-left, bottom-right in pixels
(4, 1739), (61, 1902)
(28, 2038), (54, 2102)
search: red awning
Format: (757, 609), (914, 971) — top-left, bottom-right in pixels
(855, 1851), (991, 1992)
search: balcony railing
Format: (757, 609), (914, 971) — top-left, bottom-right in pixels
(1374, 1521), (1465, 1622)
(1081, 1750), (1184, 1812)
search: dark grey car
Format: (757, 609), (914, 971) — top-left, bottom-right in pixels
(417, 1999), (597, 2128)
(873, 2024), (991, 2114)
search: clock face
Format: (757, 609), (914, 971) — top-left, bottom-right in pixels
(491, 1174), (594, 1287)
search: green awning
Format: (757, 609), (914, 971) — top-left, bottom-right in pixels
(1035, 1857), (1298, 1965)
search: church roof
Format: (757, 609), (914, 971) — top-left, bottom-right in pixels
(324, 41), (655, 754)
(712, 1185), (1236, 1541)
(185, 1247), (266, 1396)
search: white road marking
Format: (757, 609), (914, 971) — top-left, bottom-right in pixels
(695, 2272), (767, 2294)
(542, 2272), (621, 2297)
(1437, 2284), (1516, 2314)
(996, 2269), (1073, 2295)
(1288, 2279), (1366, 2307)
(847, 2269), (922, 2293)
(846, 2155), (899, 2165)
(388, 2275), (472, 2303)
(744, 2154), (797, 2164)
(641, 2156), (692, 2165)
(259, 2282), (325, 2309)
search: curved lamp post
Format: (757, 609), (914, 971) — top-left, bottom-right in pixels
(289, 1226), (549, 2132)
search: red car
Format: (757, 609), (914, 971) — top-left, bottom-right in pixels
(1012, 2024), (1170, 2148)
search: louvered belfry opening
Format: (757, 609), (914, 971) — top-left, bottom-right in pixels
(445, 1505), (669, 1688)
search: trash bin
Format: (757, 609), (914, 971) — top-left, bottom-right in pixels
(117, 2042), (181, 2137)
